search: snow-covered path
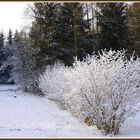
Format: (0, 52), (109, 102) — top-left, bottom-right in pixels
(0, 85), (140, 138)
(0, 85), (101, 138)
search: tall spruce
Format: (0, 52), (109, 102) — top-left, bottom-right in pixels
(29, 2), (60, 68)
(83, 3), (99, 53)
(7, 29), (13, 45)
(0, 32), (5, 65)
(30, 2), (92, 66)
(126, 3), (140, 56)
(97, 3), (128, 51)
(0, 32), (4, 48)
(55, 3), (91, 63)
(0, 32), (10, 84)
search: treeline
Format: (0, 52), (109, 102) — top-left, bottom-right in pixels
(28, 2), (140, 66)
(0, 30), (15, 84)
(0, 2), (140, 94)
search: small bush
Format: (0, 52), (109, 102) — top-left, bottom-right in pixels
(39, 50), (140, 135)
(39, 62), (72, 106)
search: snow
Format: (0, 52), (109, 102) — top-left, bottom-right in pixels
(119, 109), (140, 137)
(0, 85), (140, 138)
(0, 85), (101, 138)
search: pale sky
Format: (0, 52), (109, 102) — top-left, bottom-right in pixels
(0, 2), (33, 35)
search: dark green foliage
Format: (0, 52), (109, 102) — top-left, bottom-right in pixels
(0, 32), (5, 67)
(0, 32), (4, 49)
(97, 3), (128, 51)
(13, 30), (21, 43)
(30, 2), (93, 67)
(126, 3), (140, 56)
(7, 29), (13, 45)
(0, 32), (12, 84)
(54, 3), (92, 62)
(29, 2), (60, 69)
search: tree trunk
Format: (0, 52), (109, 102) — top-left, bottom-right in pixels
(73, 8), (78, 58)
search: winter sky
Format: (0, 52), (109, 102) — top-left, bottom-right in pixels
(0, 2), (33, 35)
(0, 2), (132, 36)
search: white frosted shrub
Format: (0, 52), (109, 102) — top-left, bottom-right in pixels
(11, 41), (42, 95)
(39, 50), (140, 135)
(39, 62), (72, 107)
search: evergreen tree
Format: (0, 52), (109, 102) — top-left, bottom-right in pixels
(10, 30), (43, 95)
(29, 2), (60, 68)
(84, 3), (101, 54)
(97, 3), (128, 51)
(7, 29), (13, 45)
(0, 32), (5, 68)
(126, 3), (140, 56)
(55, 3), (91, 63)
(0, 32), (5, 65)
(0, 32), (10, 84)
(0, 32), (4, 48)
(29, 2), (92, 66)
(13, 30), (21, 43)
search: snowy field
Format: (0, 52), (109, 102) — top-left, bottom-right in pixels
(0, 85), (140, 138)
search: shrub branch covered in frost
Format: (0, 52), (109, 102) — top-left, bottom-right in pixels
(39, 50), (140, 135)
(39, 62), (72, 106)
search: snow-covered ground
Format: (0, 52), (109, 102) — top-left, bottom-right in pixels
(0, 85), (140, 138)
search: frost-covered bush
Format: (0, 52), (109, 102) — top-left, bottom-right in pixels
(39, 62), (72, 107)
(39, 50), (140, 135)
(10, 36), (43, 95)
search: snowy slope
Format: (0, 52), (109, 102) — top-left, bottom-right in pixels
(119, 109), (140, 137)
(0, 85), (140, 138)
(0, 85), (101, 138)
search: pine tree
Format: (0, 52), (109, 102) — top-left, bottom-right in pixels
(7, 29), (13, 45)
(0, 32), (4, 48)
(54, 3), (91, 63)
(0, 32), (10, 84)
(97, 3), (128, 51)
(83, 3), (99, 53)
(126, 3), (140, 56)
(29, 2), (92, 66)
(29, 2), (60, 68)
(0, 32), (5, 65)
